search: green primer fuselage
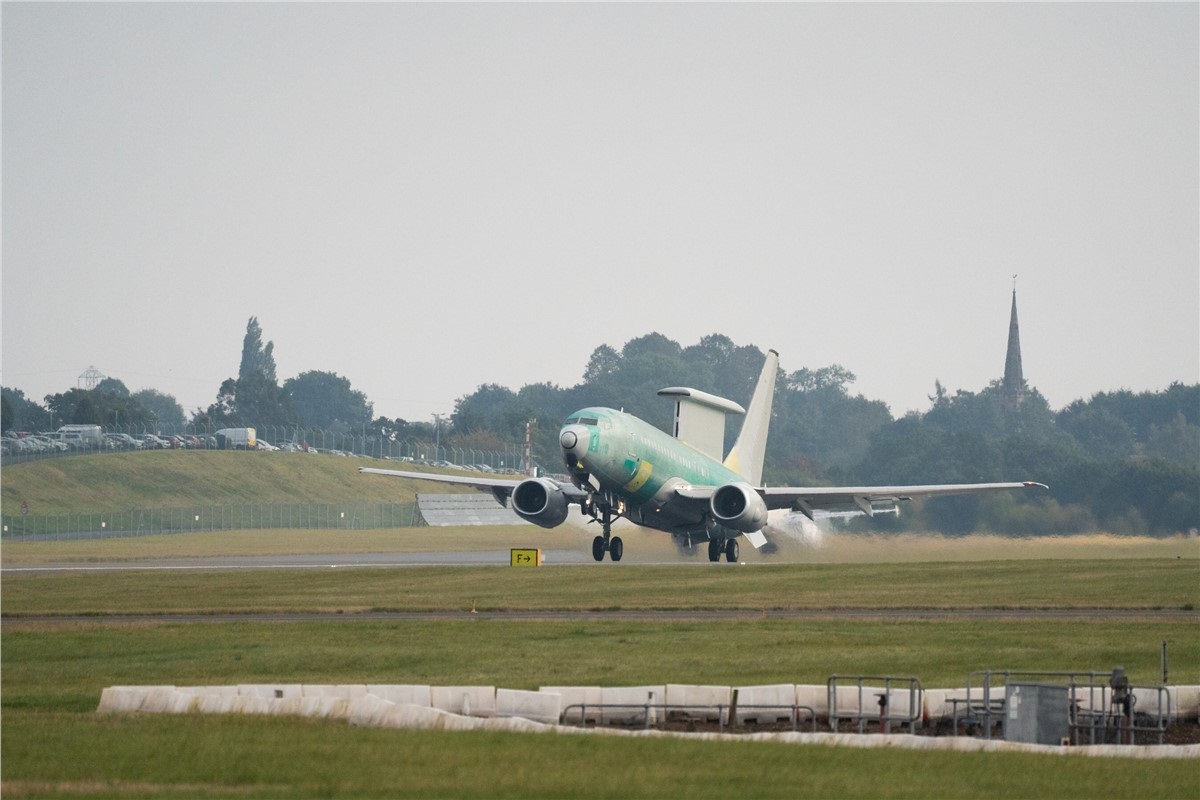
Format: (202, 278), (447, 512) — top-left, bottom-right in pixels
(561, 407), (745, 536)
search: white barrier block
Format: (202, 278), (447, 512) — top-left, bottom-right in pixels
(387, 703), (450, 729)
(599, 686), (665, 726)
(178, 686), (238, 699)
(497, 688), (561, 725)
(269, 697), (304, 716)
(541, 686), (602, 724)
(349, 695), (398, 727)
(238, 684), (302, 699)
(665, 684), (731, 721)
(733, 685), (793, 724)
(98, 687), (148, 713)
(794, 685), (827, 719)
(1172, 686), (1200, 717)
(299, 696), (350, 718)
(483, 715), (554, 733)
(923, 689), (969, 721)
(196, 694), (237, 714)
(830, 685), (879, 716)
(166, 690), (199, 713)
(367, 685), (432, 707)
(138, 686), (181, 713)
(231, 695), (272, 715)
(301, 684), (367, 699)
(431, 686), (496, 718)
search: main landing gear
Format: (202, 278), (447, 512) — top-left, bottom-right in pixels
(707, 538), (739, 563)
(590, 504), (623, 562)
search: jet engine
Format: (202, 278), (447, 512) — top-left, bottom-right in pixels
(511, 478), (571, 528)
(710, 482), (769, 533)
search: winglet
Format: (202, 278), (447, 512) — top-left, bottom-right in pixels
(722, 349), (778, 485)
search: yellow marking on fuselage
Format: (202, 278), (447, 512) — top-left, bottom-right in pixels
(624, 459), (653, 493)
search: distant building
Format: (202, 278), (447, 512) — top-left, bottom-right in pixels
(1002, 285), (1026, 407)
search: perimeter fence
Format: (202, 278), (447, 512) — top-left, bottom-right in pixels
(1, 422), (530, 473)
(1, 501), (422, 540)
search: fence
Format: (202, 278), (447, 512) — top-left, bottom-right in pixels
(1, 502), (421, 540)
(1, 422), (531, 473)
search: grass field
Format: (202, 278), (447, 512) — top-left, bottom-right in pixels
(3, 555), (1199, 798)
(2, 453), (1198, 797)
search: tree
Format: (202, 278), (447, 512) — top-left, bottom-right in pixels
(234, 317), (289, 426)
(200, 318), (290, 426)
(284, 371), (373, 430)
(131, 389), (185, 429)
(2, 387), (47, 431)
(582, 344), (619, 384)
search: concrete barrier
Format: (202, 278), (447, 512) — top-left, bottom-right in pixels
(666, 684), (731, 721)
(349, 694), (397, 728)
(97, 686), (146, 713)
(299, 695), (350, 719)
(431, 686), (496, 718)
(367, 685), (432, 707)
(238, 684), (302, 700)
(497, 689), (561, 725)
(302, 684), (367, 700)
(794, 685), (826, 720)
(599, 686), (665, 726)
(541, 685), (602, 724)
(732, 685), (793, 724)
(96, 681), (1200, 733)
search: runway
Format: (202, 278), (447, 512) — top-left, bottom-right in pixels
(1, 549), (594, 572)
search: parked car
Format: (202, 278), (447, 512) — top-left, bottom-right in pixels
(105, 433), (143, 450)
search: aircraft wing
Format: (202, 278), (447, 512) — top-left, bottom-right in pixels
(676, 481), (1046, 520)
(758, 481), (1047, 519)
(358, 467), (588, 504)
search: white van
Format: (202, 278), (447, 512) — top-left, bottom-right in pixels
(56, 424), (104, 449)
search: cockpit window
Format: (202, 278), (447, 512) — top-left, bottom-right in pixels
(578, 417), (599, 426)
(564, 417), (579, 425)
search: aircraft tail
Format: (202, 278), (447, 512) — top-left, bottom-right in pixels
(722, 349), (778, 486)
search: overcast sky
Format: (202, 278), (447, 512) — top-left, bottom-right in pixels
(3, 3), (1197, 425)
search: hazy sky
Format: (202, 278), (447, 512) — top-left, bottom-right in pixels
(3, 3), (1197, 425)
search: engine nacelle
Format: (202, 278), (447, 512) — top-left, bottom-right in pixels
(710, 482), (769, 533)
(511, 478), (571, 528)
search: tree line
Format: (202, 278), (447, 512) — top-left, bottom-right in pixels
(3, 320), (1196, 536)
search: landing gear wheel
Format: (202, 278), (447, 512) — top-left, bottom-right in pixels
(609, 536), (623, 562)
(725, 538), (740, 563)
(592, 535), (606, 562)
(708, 539), (722, 562)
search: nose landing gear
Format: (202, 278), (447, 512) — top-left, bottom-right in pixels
(589, 502), (623, 562)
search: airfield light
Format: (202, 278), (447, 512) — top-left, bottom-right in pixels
(2, 525), (7, 533)
(194, 515), (200, 522)
(340, 511), (345, 519)
(101, 521), (106, 529)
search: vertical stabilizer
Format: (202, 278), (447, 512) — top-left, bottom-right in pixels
(722, 349), (778, 485)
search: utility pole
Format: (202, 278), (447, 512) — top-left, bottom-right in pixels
(523, 419), (536, 476)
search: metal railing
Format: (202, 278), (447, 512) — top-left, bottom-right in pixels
(953, 669), (1174, 745)
(561, 702), (818, 733)
(827, 675), (924, 734)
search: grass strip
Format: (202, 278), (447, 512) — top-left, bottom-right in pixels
(3, 560), (1197, 616)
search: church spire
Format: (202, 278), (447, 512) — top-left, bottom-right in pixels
(1003, 276), (1025, 406)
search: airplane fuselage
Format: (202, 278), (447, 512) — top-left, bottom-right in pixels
(559, 407), (744, 540)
